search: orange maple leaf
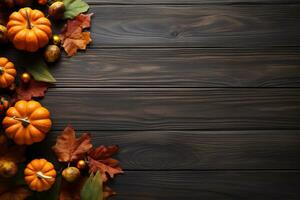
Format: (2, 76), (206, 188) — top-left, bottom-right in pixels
(14, 79), (50, 101)
(88, 145), (123, 182)
(60, 13), (93, 57)
(52, 125), (93, 163)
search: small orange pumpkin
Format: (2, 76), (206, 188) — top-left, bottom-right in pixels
(24, 159), (56, 191)
(7, 7), (52, 52)
(0, 57), (16, 88)
(2, 100), (52, 145)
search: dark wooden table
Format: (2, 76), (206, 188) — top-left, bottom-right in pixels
(4, 0), (300, 199)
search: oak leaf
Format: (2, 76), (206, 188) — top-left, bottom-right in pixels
(88, 145), (123, 182)
(60, 13), (93, 57)
(14, 79), (51, 101)
(52, 125), (93, 162)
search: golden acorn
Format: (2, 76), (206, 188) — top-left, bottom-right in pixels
(52, 34), (61, 46)
(77, 160), (87, 170)
(62, 167), (80, 182)
(44, 45), (61, 63)
(49, 1), (65, 20)
(0, 160), (18, 178)
(21, 72), (31, 84)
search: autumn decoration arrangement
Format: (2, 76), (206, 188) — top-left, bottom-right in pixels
(0, 0), (123, 199)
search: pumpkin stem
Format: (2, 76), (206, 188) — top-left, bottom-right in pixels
(12, 116), (31, 127)
(25, 9), (32, 29)
(36, 171), (53, 179)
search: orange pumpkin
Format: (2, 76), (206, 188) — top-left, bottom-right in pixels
(0, 57), (16, 88)
(24, 159), (56, 191)
(2, 100), (52, 145)
(7, 7), (52, 52)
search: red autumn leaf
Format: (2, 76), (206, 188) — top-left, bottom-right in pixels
(0, 185), (31, 200)
(0, 134), (26, 163)
(14, 79), (50, 101)
(88, 145), (123, 182)
(60, 13), (93, 57)
(52, 125), (93, 163)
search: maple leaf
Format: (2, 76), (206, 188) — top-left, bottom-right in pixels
(0, 134), (26, 163)
(88, 145), (123, 182)
(60, 13), (93, 57)
(14, 79), (51, 101)
(0, 186), (31, 200)
(52, 125), (93, 163)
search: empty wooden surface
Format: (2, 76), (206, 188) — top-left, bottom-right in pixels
(43, 88), (300, 130)
(51, 49), (300, 87)
(1, 0), (300, 199)
(88, 5), (300, 47)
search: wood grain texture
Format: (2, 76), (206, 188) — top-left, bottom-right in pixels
(41, 88), (300, 131)
(2, 48), (300, 88)
(89, 5), (300, 47)
(87, 0), (300, 4)
(49, 49), (300, 87)
(108, 171), (300, 200)
(31, 130), (300, 170)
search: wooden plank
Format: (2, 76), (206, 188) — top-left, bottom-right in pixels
(41, 88), (300, 131)
(3, 48), (300, 88)
(49, 49), (300, 87)
(106, 171), (300, 200)
(87, 0), (300, 4)
(31, 130), (300, 170)
(88, 5), (300, 47)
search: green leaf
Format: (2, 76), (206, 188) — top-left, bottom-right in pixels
(23, 55), (56, 83)
(81, 171), (103, 200)
(63, 0), (89, 19)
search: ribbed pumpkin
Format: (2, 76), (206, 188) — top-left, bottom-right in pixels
(7, 7), (52, 52)
(24, 159), (56, 191)
(0, 57), (16, 88)
(2, 100), (52, 145)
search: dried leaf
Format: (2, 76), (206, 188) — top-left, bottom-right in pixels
(60, 14), (93, 57)
(14, 79), (51, 101)
(60, 176), (86, 200)
(88, 145), (123, 182)
(0, 186), (31, 200)
(52, 125), (93, 162)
